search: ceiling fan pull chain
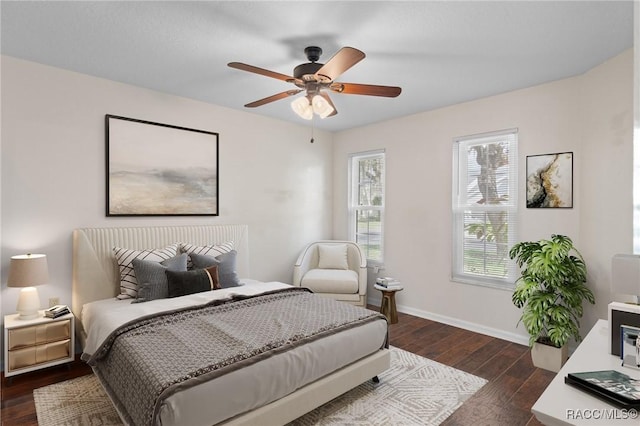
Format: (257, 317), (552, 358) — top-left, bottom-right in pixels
(310, 116), (315, 143)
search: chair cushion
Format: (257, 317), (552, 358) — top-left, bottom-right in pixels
(301, 268), (359, 294)
(318, 244), (349, 270)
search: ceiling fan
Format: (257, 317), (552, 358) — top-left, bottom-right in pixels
(228, 46), (402, 120)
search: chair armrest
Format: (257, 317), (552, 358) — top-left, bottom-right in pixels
(357, 266), (368, 295)
(293, 243), (316, 286)
(292, 265), (304, 286)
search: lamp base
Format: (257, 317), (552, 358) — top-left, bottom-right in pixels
(17, 312), (40, 320)
(16, 287), (41, 320)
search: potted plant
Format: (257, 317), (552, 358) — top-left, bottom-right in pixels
(509, 234), (595, 372)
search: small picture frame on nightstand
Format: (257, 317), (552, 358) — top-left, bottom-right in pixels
(620, 324), (640, 370)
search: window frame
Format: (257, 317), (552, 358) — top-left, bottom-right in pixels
(348, 149), (385, 265)
(452, 129), (518, 289)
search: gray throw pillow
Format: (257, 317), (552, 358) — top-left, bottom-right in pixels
(166, 266), (220, 298)
(131, 253), (188, 303)
(189, 250), (241, 288)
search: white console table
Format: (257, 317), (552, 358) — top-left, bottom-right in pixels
(532, 319), (640, 425)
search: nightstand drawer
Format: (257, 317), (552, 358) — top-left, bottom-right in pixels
(7, 319), (70, 350)
(8, 339), (71, 371)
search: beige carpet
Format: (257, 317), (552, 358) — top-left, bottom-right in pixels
(34, 347), (487, 426)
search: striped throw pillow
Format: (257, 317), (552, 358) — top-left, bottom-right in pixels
(180, 241), (234, 269)
(113, 244), (179, 299)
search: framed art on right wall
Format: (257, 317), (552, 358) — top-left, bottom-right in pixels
(526, 152), (573, 208)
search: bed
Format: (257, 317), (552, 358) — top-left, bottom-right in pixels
(72, 225), (390, 426)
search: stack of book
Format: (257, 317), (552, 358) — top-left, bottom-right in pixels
(45, 305), (70, 319)
(376, 277), (402, 290)
(565, 370), (640, 408)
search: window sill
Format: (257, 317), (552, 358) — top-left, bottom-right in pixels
(451, 274), (514, 291)
(366, 261), (384, 273)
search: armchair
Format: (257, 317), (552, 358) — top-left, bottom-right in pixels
(293, 240), (367, 307)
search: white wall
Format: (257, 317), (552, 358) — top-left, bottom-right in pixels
(579, 50), (635, 329)
(634, 0), (640, 254)
(0, 55), (3, 313)
(0, 46), (635, 353)
(333, 49), (634, 344)
(0, 56), (334, 318)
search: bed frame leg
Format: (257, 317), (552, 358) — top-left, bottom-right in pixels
(372, 376), (380, 384)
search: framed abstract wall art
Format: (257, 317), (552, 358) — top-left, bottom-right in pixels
(106, 115), (219, 216)
(526, 152), (573, 208)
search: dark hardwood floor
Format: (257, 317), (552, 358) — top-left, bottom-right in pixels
(385, 310), (555, 426)
(1, 355), (92, 425)
(0, 309), (555, 426)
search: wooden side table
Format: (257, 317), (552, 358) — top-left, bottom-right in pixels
(374, 284), (403, 324)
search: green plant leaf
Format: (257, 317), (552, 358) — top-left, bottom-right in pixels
(510, 234), (595, 347)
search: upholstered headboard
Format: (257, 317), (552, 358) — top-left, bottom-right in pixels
(71, 224), (249, 324)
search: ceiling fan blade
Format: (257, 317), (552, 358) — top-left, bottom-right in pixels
(319, 92), (338, 117)
(315, 47), (365, 81)
(244, 90), (302, 108)
(228, 62), (295, 82)
(331, 82), (402, 98)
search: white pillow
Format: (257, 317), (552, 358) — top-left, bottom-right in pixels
(318, 244), (349, 270)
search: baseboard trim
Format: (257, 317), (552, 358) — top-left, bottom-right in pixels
(368, 295), (529, 346)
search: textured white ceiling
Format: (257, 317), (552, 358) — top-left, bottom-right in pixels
(0, 1), (634, 132)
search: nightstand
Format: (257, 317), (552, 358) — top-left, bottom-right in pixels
(3, 310), (75, 379)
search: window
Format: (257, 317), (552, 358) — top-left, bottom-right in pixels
(349, 150), (385, 264)
(452, 129), (518, 288)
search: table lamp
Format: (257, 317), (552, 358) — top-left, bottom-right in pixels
(7, 253), (49, 320)
(611, 254), (640, 304)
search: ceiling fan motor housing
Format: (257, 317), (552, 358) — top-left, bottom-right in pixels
(304, 46), (322, 62)
(293, 62), (324, 82)
(293, 46), (333, 84)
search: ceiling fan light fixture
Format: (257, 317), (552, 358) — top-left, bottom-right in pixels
(311, 95), (334, 119)
(291, 96), (313, 120)
(230, 46), (400, 120)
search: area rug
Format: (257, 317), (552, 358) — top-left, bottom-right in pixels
(34, 347), (487, 426)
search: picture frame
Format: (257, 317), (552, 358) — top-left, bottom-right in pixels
(106, 114), (219, 216)
(620, 325), (640, 370)
(526, 152), (573, 208)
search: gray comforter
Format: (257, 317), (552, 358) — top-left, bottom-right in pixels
(87, 287), (387, 426)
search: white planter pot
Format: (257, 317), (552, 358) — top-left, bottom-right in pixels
(531, 341), (568, 372)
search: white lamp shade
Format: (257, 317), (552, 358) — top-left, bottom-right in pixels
(611, 254), (640, 297)
(7, 254), (48, 320)
(291, 96), (313, 120)
(311, 94), (335, 118)
(7, 254), (49, 287)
